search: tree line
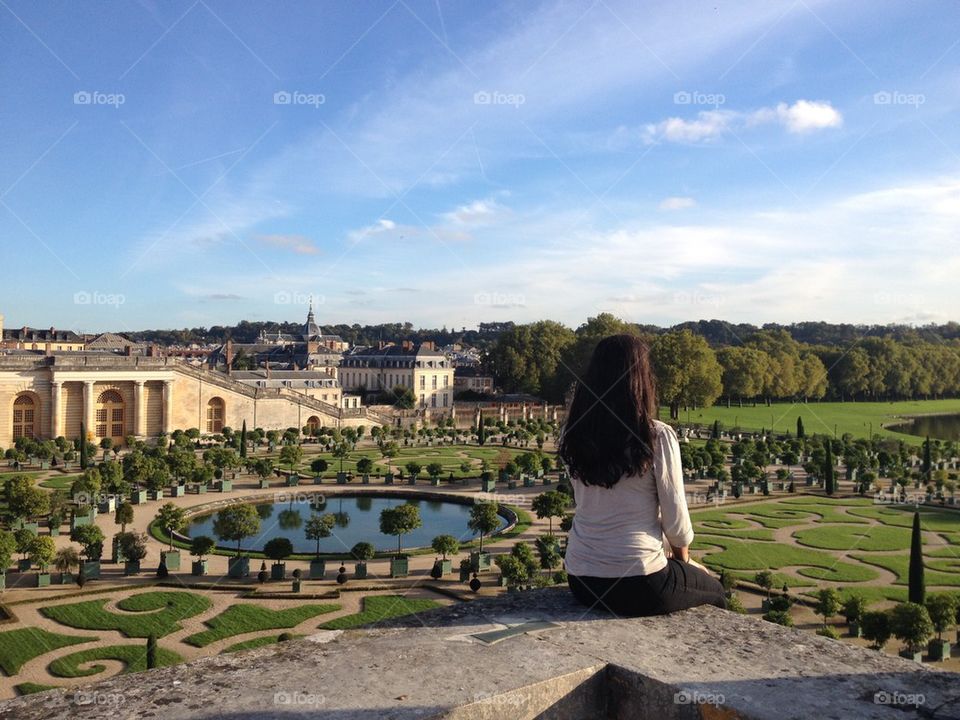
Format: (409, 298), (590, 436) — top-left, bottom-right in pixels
(483, 314), (960, 413)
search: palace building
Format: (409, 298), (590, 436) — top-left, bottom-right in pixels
(340, 341), (454, 409)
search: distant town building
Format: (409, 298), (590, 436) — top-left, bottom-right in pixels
(0, 314), (85, 352)
(341, 341), (454, 409)
(454, 366), (495, 394)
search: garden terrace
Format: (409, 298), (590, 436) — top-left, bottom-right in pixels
(1, 587), (957, 720)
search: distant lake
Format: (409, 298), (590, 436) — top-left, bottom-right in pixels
(888, 414), (960, 441)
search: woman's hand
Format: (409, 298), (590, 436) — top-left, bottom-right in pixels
(671, 545), (690, 563)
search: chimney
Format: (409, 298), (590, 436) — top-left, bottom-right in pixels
(402, 340), (413, 351)
(225, 339), (234, 375)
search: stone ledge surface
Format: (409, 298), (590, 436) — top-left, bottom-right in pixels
(1, 587), (957, 720)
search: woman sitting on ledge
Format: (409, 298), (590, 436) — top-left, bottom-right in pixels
(560, 334), (726, 617)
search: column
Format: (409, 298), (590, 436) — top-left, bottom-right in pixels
(162, 380), (174, 434)
(83, 381), (95, 437)
(133, 380), (146, 437)
(50, 381), (62, 438)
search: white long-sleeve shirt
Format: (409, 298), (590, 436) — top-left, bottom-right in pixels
(563, 420), (694, 578)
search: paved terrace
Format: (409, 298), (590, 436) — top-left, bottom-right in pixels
(1, 587), (958, 720)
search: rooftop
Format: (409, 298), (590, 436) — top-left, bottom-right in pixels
(2, 587), (956, 720)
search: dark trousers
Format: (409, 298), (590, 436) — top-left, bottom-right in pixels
(568, 558), (727, 617)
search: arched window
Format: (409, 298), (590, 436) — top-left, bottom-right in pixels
(206, 397), (225, 433)
(96, 390), (125, 443)
(306, 416), (321, 435)
(12, 394), (36, 439)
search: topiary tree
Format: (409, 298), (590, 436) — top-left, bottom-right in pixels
(431, 535), (460, 561)
(861, 610), (892, 649)
(154, 503), (187, 551)
(114, 501), (134, 533)
(117, 532), (148, 564)
(762, 609), (793, 627)
(146, 634), (157, 670)
(535, 534), (562, 570)
(305, 513), (336, 558)
(426, 462), (444, 481)
(71, 524), (104, 561)
(13, 527), (35, 562)
(54, 546), (79, 581)
(264, 537), (293, 563)
(28, 536), (56, 574)
(0, 530), (16, 578)
(891, 602), (934, 655)
(814, 588), (840, 628)
(310, 458), (329, 476)
(908, 511), (925, 605)
(468, 502), (500, 553)
(754, 570), (774, 600)
(190, 535), (215, 561)
(925, 593), (957, 641)
(279, 445), (303, 472)
(350, 541), (375, 562)
(379, 503), (422, 557)
(356, 457), (374, 475)
(212, 504), (261, 557)
(842, 594), (867, 626)
(531, 491), (571, 535)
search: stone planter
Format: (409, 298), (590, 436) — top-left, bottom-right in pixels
(470, 551), (492, 572)
(292, 579), (301, 593)
(286, 474), (300, 487)
(124, 560), (141, 576)
(543, 476), (552, 485)
(929, 639), (951, 661)
(192, 560), (208, 576)
(354, 562), (368, 579)
(431, 478), (441, 487)
(899, 649), (923, 663)
(848, 621), (862, 638)
(507, 480), (517, 490)
(35, 572), (51, 587)
(58, 572), (74, 585)
(335, 472), (347, 485)
(390, 556), (409, 578)
(98, 497), (117, 514)
(523, 476), (535, 488)
(48, 525), (60, 537)
(313, 475), (323, 485)
(228, 556), (250, 578)
(196, 484), (208, 494)
(407, 475), (417, 486)
(384, 473), (394, 485)
(217, 480), (232, 492)
(259, 479), (271, 489)
(459, 564), (471, 582)
(362, 474), (370, 484)
(162, 550), (181, 571)
(131, 489), (148, 505)
(170, 484), (186, 497)
(271, 562), (286, 580)
(309, 559), (326, 579)
(482, 478), (497, 493)
(80, 560), (101, 580)
(149, 489), (165, 501)
(436, 559), (452, 575)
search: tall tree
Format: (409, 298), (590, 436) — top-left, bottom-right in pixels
(796, 416), (805, 439)
(908, 511), (925, 604)
(651, 330), (722, 419)
(485, 321), (576, 401)
(239, 420), (247, 459)
(823, 442), (835, 496)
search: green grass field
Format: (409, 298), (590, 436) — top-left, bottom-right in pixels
(183, 603), (341, 647)
(0, 627), (93, 676)
(660, 398), (960, 439)
(47, 644), (183, 678)
(222, 633), (305, 653)
(14, 682), (57, 695)
(41, 591), (212, 638)
(318, 595), (441, 630)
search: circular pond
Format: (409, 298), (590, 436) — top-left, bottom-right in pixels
(185, 493), (510, 554)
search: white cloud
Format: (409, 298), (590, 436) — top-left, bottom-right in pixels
(769, 100), (844, 134)
(659, 197), (697, 210)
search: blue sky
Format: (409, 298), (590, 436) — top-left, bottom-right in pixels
(1, 0), (958, 334)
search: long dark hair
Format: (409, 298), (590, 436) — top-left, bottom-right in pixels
(558, 334), (657, 488)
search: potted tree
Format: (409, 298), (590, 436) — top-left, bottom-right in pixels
(842, 593), (867, 638)
(119, 532), (148, 575)
(356, 457), (373, 484)
(264, 538), (293, 580)
(430, 535), (460, 576)
(305, 513), (336, 579)
(480, 471), (496, 493)
(53, 546), (79, 585)
(892, 601), (934, 662)
(379, 503), (422, 577)
(925, 593), (957, 661)
(813, 588), (841, 638)
(29, 536), (55, 587)
(190, 535), (215, 576)
(404, 461), (421, 486)
(351, 542), (375, 579)
(14, 527), (36, 572)
(531, 491), (572, 535)
(861, 610), (892, 650)
(213, 504), (261, 578)
(310, 458), (328, 484)
(468, 502), (500, 572)
(755, 570), (774, 611)
(154, 503), (187, 571)
(0, 530), (15, 590)
(72, 525), (105, 580)
(427, 462), (444, 487)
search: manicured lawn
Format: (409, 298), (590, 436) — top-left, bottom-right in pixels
(846, 506), (960, 535)
(660, 398), (960, 439)
(793, 524), (916, 552)
(851, 553), (960, 587)
(222, 633), (305, 653)
(0, 627), (94, 676)
(39, 474), (80, 490)
(41, 591), (212, 638)
(319, 595), (441, 630)
(183, 603), (341, 647)
(15, 682), (57, 695)
(801, 585), (908, 605)
(48, 644), (183, 678)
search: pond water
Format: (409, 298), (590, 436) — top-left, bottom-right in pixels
(185, 494), (508, 554)
(888, 413), (960, 441)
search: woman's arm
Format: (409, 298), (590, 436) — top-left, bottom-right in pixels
(654, 424), (695, 556)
